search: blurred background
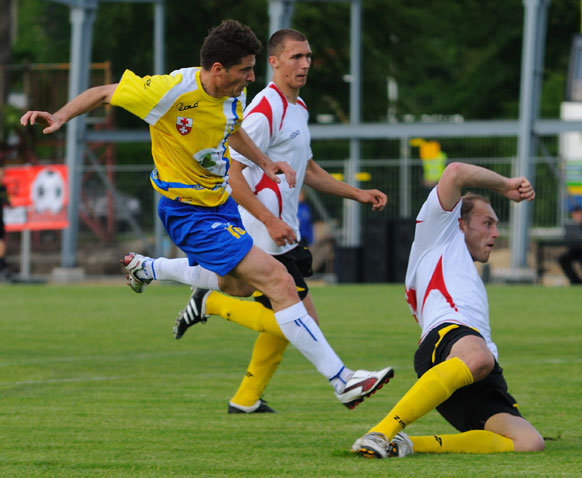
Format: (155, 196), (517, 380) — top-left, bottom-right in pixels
(2, 0), (582, 285)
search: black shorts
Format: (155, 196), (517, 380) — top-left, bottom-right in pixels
(254, 244), (313, 310)
(0, 209), (5, 239)
(414, 322), (522, 432)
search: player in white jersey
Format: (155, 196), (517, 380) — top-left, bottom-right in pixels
(171, 29), (391, 414)
(233, 81), (312, 256)
(405, 187), (497, 358)
(353, 162), (545, 458)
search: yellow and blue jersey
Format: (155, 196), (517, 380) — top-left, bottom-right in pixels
(110, 67), (246, 206)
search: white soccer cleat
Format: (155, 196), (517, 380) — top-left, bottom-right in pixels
(121, 252), (152, 294)
(352, 432), (390, 458)
(388, 432), (414, 458)
(336, 366), (394, 409)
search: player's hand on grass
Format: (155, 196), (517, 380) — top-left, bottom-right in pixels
(20, 111), (64, 134)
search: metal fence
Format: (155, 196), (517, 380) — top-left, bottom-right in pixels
(4, 136), (568, 278)
(77, 143), (565, 245)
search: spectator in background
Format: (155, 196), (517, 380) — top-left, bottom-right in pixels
(558, 205), (582, 284)
(0, 164), (11, 281)
(297, 188), (314, 246)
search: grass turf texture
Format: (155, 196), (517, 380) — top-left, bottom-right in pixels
(0, 282), (580, 477)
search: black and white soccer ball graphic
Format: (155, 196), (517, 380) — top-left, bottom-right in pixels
(31, 169), (65, 214)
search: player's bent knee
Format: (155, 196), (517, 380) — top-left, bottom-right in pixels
(514, 433), (545, 452)
(262, 267), (297, 302)
(474, 354), (495, 381)
(464, 351), (495, 382)
(271, 267), (296, 294)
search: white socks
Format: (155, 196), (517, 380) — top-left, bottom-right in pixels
(274, 301), (351, 392)
(134, 258), (351, 393)
(194, 266), (220, 290)
(135, 257), (220, 291)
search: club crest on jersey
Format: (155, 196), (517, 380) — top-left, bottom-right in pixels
(176, 116), (193, 135)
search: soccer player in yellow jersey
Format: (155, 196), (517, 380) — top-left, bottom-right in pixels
(21, 20), (392, 411)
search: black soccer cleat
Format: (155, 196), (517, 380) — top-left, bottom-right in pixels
(173, 287), (209, 339)
(227, 398), (276, 414)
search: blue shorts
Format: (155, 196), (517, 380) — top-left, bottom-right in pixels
(158, 196), (253, 276)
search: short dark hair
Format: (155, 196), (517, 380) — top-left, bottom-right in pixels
(200, 19), (262, 70)
(268, 28), (307, 57)
(461, 193), (490, 222)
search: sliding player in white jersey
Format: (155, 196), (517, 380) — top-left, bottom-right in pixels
(352, 162), (545, 458)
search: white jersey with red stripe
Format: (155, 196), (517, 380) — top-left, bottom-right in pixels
(405, 187), (498, 359)
(230, 82), (313, 255)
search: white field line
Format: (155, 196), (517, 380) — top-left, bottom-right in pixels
(1, 353), (581, 371)
(0, 349), (197, 368)
(0, 375), (132, 388)
(0, 355), (580, 389)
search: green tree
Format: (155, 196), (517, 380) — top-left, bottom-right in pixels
(9, 0), (581, 123)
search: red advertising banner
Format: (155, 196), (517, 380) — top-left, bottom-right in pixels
(2, 164), (69, 231)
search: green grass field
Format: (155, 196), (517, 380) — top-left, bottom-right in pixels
(1, 281), (581, 477)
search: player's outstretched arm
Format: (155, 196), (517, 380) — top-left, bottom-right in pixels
(304, 159), (387, 211)
(20, 84), (118, 134)
(229, 128), (296, 188)
(437, 162), (535, 211)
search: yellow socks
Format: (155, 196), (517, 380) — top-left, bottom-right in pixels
(230, 332), (289, 407)
(205, 292), (285, 339)
(370, 357), (474, 439)
(204, 293), (289, 407)
(410, 430), (514, 453)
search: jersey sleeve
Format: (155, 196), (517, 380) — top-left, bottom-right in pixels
(414, 187), (462, 248)
(230, 109), (272, 167)
(110, 69), (182, 124)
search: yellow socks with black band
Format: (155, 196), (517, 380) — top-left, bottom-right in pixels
(409, 430), (514, 453)
(230, 332), (289, 407)
(370, 357), (474, 439)
(205, 292), (285, 339)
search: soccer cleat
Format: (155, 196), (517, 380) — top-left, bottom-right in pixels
(388, 432), (414, 458)
(352, 432), (390, 458)
(121, 252), (152, 293)
(173, 287), (210, 339)
(336, 366), (394, 409)
(227, 398), (276, 414)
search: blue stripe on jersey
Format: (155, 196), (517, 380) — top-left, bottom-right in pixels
(231, 97), (240, 124)
(223, 97), (240, 176)
(150, 169), (204, 191)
